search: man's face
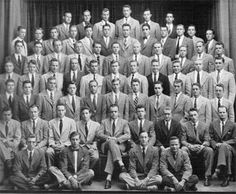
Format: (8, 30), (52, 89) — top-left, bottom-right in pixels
(71, 135), (80, 148)
(215, 59), (224, 71)
(47, 79), (56, 91)
(23, 83), (32, 95)
(173, 82), (182, 94)
(63, 13), (72, 24)
(28, 63), (37, 73)
(54, 41), (62, 53)
(215, 86), (223, 98)
(123, 7), (131, 18)
(111, 62), (119, 73)
(50, 29), (59, 39)
(164, 109), (172, 121)
(81, 109), (91, 122)
(151, 61), (160, 73)
(6, 82), (15, 93)
(5, 62), (14, 73)
(218, 107), (227, 120)
(131, 82), (140, 93)
(215, 45), (224, 55)
(165, 13), (174, 24)
(50, 61), (59, 73)
(133, 43), (141, 54)
(70, 26), (77, 38)
(139, 132), (149, 147)
(170, 139), (180, 154)
(142, 26), (150, 37)
(130, 62), (138, 73)
(143, 10), (151, 21)
(29, 107), (39, 120)
(153, 43), (162, 55)
(18, 29), (26, 39)
(27, 137), (36, 151)
(137, 108), (146, 119)
(192, 85), (200, 97)
(68, 84), (77, 95)
(34, 43), (43, 54)
(173, 63), (181, 73)
(176, 25), (184, 36)
(2, 110), (12, 122)
(154, 84), (163, 96)
(161, 27), (168, 38)
(196, 42), (204, 53)
(187, 26), (196, 37)
(122, 26), (130, 37)
(57, 105), (66, 118)
(83, 11), (91, 23)
(189, 110), (198, 123)
(112, 81), (120, 92)
(102, 11), (110, 21)
(85, 27), (93, 38)
(179, 47), (187, 57)
(70, 58), (79, 71)
(112, 43), (120, 54)
(110, 106), (119, 119)
(89, 81), (98, 94)
(34, 29), (43, 40)
(75, 42), (83, 53)
(194, 61), (203, 71)
(90, 62), (98, 74)
(206, 30), (214, 41)
(103, 26), (111, 37)
(93, 43), (102, 54)
(15, 42), (23, 54)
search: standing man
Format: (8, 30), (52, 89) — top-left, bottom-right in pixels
(187, 25), (204, 55)
(77, 10), (92, 40)
(11, 26), (28, 56)
(205, 29), (217, 56)
(178, 46), (195, 75)
(28, 28), (44, 56)
(79, 25), (94, 56)
(56, 11), (72, 41)
(165, 13), (177, 39)
(42, 27), (59, 55)
(62, 25), (78, 55)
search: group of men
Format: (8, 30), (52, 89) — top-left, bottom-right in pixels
(0, 3), (235, 192)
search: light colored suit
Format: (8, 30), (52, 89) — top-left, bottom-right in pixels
(168, 73), (190, 96)
(191, 52), (215, 73)
(210, 70), (236, 104)
(127, 72), (148, 94)
(66, 53), (89, 73)
(0, 73), (20, 93)
(140, 37), (157, 57)
(140, 21), (161, 40)
(117, 36), (139, 58)
(62, 38), (76, 55)
(56, 23), (70, 41)
(222, 55), (235, 75)
(27, 54), (45, 74)
(5, 54), (28, 75)
(93, 21), (115, 40)
(40, 72), (63, 92)
(79, 37), (94, 56)
(150, 54), (172, 76)
(206, 39), (217, 56)
(86, 54), (106, 75)
(42, 39), (55, 55)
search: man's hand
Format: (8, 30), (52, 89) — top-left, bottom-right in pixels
(176, 179), (185, 191)
(29, 177), (37, 186)
(69, 177), (78, 189)
(202, 142), (209, 147)
(140, 177), (149, 188)
(134, 177), (142, 188)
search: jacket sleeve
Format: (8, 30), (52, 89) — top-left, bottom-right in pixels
(117, 121), (131, 144)
(209, 123), (217, 149)
(59, 148), (72, 179)
(12, 153), (28, 181)
(147, 147), (159, 178)
(160, 151), (174, 178)
(129, 149), (138, 179)
(182, 151), (193, 181)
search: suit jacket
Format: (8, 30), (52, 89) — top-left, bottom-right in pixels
(86, 54), (106, 75)
(27, 54), (45, 74)
(162, 37), (176, 60)
(160, 148), (192, 181)
(66, 53), (88, 73)
(127, 73), (148, 94)
(209, 119), (236, 150)
(62, 38), (76, 55)
(166, 24), (177, 39)
(117, 36), (139, 58)
(210, 98), (235, 122)
(149, 94), (171, 121)
(14, 94), (38, 122)
(56, 23), (70, 41)
(40, 72), (63, 92)
(58, 95), (81, 121)
(171, 93), (192, 122)
(168, 73), (190, 96)
(82, 94), (106, 123)
(12, 149), (46, 180)
(147, 72), (170, 96)
(60, 145), (90, 178)
(101, 74), (129, 94)
(48, 116), (76, 147)
(174, 36), (194, 59)
(128, 93), (150, 121)
(186, 70), (214, 99)
(0, 119), (21, 149)
(93, 21), (115, 40)
(17, 73), (41, 96)
(154, 119), (181, 148)
(140, 21), (161, 40)
(76, 22), (93, 40)
(5, 54), (28, 75)
(42, 39), (54, 56)
(98, 36), (114, 57)
(104, 92), (129, 120)
(129, 145), (159, 179)
(140, 37), (157, 57)
(37, 90), (62, 121)
(21, 118), (49, 149)
(206, 39), (217, 56)
(191, 52), (215, 73)
(0, 73), (20, 94)
(80, 37), (94, 56)
(210, 70), (236, 104)
(44, 52), (68, 73)
(181, 58), (195, 75)
(115, 17), (140, 39)
(128, 119), (155, 146)
(222, 55), (235, 75)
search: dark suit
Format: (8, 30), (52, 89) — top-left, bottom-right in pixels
(77, 22), (93, 40)
(140, 37), (157, 57)
(162, 37), (176, 60)
(98, 36), (114, 57)
(174, 36), (194, 59)
(5, 54), (28, 75)
(166, 24), (177, 39)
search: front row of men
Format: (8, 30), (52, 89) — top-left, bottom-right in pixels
(1, 102), (235, 190)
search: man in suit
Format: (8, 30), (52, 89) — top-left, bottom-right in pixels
(214, 42), (235, 74)
(59, 82), (81, 121)
(18, 60), (41, 96)
(101, 60), (129, 94)
(82, 80), (106, 123)
(62, 25), (78, 55)
(141, 9), (161, 40)
(191, 41), (215, 73)
(149, 81), (171, 121)
(181, 108), (214, 186)
(11, 26), (28, 56)
(210, 83), (235, 122)
(160, 136), (199, 192)
(80, 60), (104, 97)
(186, 59), (214, 99)
(76, 106), (100, 169)
(42, 27), (59, 55)
(97, 104), (130, 189)
(27, 28), (44, 56)
(10, 135), (49, 190)
(56, 11), (72, 41)
(174, 24), (194, 59)
(154, 107), (181, 149)
(160, 26), (176, 60)
(178, 46), (195, 75)
(21, 105), (49, 151)
(77, 10), (92, 40)
(190, 83), (211, 126)
(40, 58), (63, 92)
(205, 29), (217, 56)
(168, 60), (190, 95)
(209, 106), (236, 186)
(115, 4), (140, 39)
(171, 79), (191, 123)
(79, 25), (94, 56)
(103, 42), (128, 76)
(14, 80), (37, 122)
(150, 42), (173, 76)
(37, 77), (62, 121)
(104, 78), (129, 120)
(187, 25), (204, 55)
(147, 59), (170, 96)
(27, 42), (45, 74)
(140, 23), (158, 57)
(126, 42), (150, 76)
(46, 103), (76, 166)
(5, 40), (28, 75)
(93, 8), (115, 40)
(44, 39), (68, 73)
(129, 105), (155, 147)
(210, 57), (236, 104)
(119, 131), (161, 190)
(117, 23), (139, 58)
(165, 13), (177, 39)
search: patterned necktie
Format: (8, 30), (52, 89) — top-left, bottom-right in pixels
(72, 95), (76, 112)
(134, 93), (138, 107)
(50, 92), (54, 102)
(131, 73), (134, 85)
(194, 97), (197, 109)
(78, 54), (82, 71)
(59, 119), (63, 134)
(97, 55), (100, 66)
(112, 120), (116, 136)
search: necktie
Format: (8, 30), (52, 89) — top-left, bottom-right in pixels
(154, 73), (157, 83)
(29, 151), (32, 166)
(221, 121), (224, 135)
(97, 55), (100, 66)
(18, 55), (21, 65)
(50, 92), (54, 102)
(72, 95), (76, 112)
(125, 18), (128, 24)
(33, 120), (36, 134)
(193, 123), (198, 139)
(115, 54), (118, 61)
(167, 25), (171, 35)
(93, 73), (96, 81)
(156, 95), (159, 109)
(174, 93), (178, 107)
(53, 73), (56, 78)
(5, 121), (9, 136)
(85, 122), (88, 138)
(31, 74), (35, 88)
(135, 54), (137, 61)
(180, 57), (183, 68)
(142, 146), (145, 161)
(218, 98), (221, 108)
(26, 95), (30, 106)
(8, 74), (11, 80)
(59, 119), (63, 134)
(176, 37), (180, 54)
(37, 56), (41, 68)
(124, 38), (127, 48)
(140, 120), (143, 132)
(217, 70), (220, 83)
(131, 73), (134, 85)
(205, 42), (209, 53)
(161, 39), (164, 46)
(134, 93), (138, 107)
(198, 54), (201, 59)
(89, 38), (93, 48)
(165, 120), (169, 130)
(78, 54), (82, 71)
(115, 94), (118, 104)
(197, 71), (200, 85)
(73, 71), (76, 82)
(175, 73), (178, 80)
(194, 97), (197, 109)
(8, 95), (12, 105)
(112, 120), (116, 135)
(93, 95), (97, 111)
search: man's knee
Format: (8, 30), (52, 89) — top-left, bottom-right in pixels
(203, 147), (214, 157)
(88, 169), (95, 178)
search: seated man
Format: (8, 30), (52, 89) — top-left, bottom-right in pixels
(160, 136), (199, 192)
(209, 106), (236, 187)
(97, 104), (130, 189)
(119, 131), (162, 190)
(10, 135), (49, 190)
(49, 131), (94, 190)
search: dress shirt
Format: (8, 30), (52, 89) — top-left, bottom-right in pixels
(165, 119), (171, 130)
(6, 92), (13, 101)
(152, 71), (160, 82)
(71, 70), (78, 81)
(208, 39), (214, 50)
(166, 23), (173, 33)
(28, 73), (35, 82)
(31, 118), (39, 128)
(176, 35), (184, 46)
(90, 93), (97, 104)
(220, 119), (226, 134)
(27, 149), (34, 159)
(23, 94), (31, 104)
(197, 52), (203, 60)
(112, 53), (119, 61)
(58, 117), (65, 129)
(6, 72), (13, 80)
(47, 89), (54, 99)
(140, 145), (148, 154)
(175, 92), (182, 102)
(133, 53), (141, 61)
(133, 92), (140, 101)
(194, 70), (203, 83)
(161, 36), (168, 45)
(69, 37), (76, 44)
(14, 53), (22, 61)
(111, 73), (119, 80)
(143, 35), (150, 44)
(68, 94), (76, 104)
(123, 17), (131, 24)
(112, 91), (120, 103)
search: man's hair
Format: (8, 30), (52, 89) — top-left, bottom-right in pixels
(28, 59), (37, 67)
(56, 102), (65, 108)
(151, 58), (159, 64)
(34, 27), (44, 34)
(215, 56), (225, 63)
(206, 29), (215, 35)
(47, 76), (56, 83)
(27, 134), (36, 140)
(2, 106), (12, 113)
(111, 60), (120, 66)
(84, 25), (93, 30)
(192, 82), (201, 89)
(109, 104), (119, 111)
(111, 77), (120, 84)
(29, 104), (39, 110)
(50, 58), (59, 65)
(80, 106), (91, 113)
(69, 131), (80, 140)
(111, 42), (120, 48)
(154, 81), (163, 87)
(123, 4), (131, 9)
(52, 39), (61, 47)
(173, 79), (183, 86)
(89, 79), (98, 87)
(164, 106), (172, 111)
(218, 105), (228, 113)
(50, 27), (58, 33)
(169, 136), (180, 143)
(142, 23), (150, 30)
(67, 81), (76, 88)
(189, 107), (198, 114)
(130, 60), (139, 66)
(131, 78), (140, 85)
(93, 41), (102, 48)
(215, 41), (224, 48)
(90, 59), (98, 66)
(23, 80), (32, 87)
(103, 23), (111, 29)
(122, 23), (131, 29)
(14, 40), (24, 47)
(188, 24), (196, 29)
(136, 104), (146, 111)
(34, 41), (43, 47)
(172, 60), (181, 66)
(216, 83), (224, 90)
(5, 79), (15, 86)
(102, 8), (110, 13)
(63, 10), (72, 16)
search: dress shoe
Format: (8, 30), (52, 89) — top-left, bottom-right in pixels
(164, 186), (176, 192)
(31, 185), (40, 190)
(120, 165), (127, 173)
(147, 185), (158, 191)
(221, 176), (229, 187)
(124, 183), (130, 190)
(204, 177), (211, 186)
(104, 180), (111, 189)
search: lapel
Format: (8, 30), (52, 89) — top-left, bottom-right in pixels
(82, 39), (92, 53)
(167, 150), (176, 170)
(46, 40), (54, 52)
(65, 95), (74, 113)
(54, 119), (61, 136)
(0, 122), (6, 138)
(75, 97), (80, 112)
(80, 122), (87, 139)
(23, 150), (29, 168)
(222, 120), (231, 138)
(197, 96), (204, 110)
(201, 72), (207, 86)
(135, 146), (144, 167)
(134, 120), (140, 137)
(34, 118), (41, 135)
(175, 93), (183, 107)
(108, 93), (113, 104)
(68, 148), (75, 169)
(214, 120), (222, 138)
(97, 94), (102, 109)
(114, 119), (121, 136)
(144, 146), (152, 165)
(43, 91), (53, 106)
